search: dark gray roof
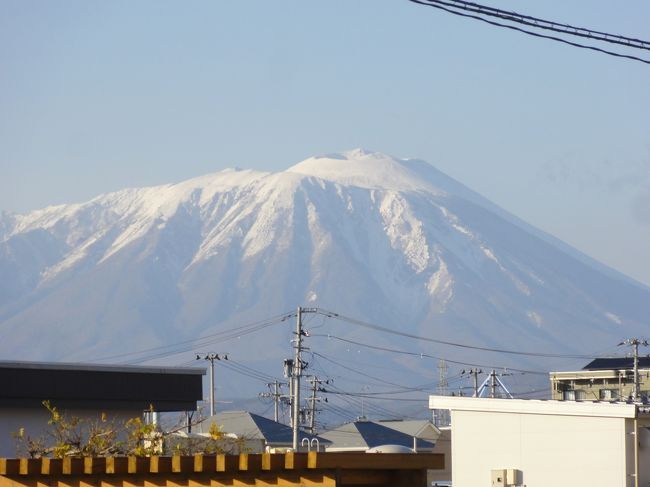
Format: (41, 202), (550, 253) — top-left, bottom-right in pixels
(320, 420), (437, 450)
(202, 411), (330, 446)
(0, 360), (205, 411)
(583, 357), (650, 370)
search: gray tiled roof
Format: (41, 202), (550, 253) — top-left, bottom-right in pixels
(376, 419), (440, 440)
(320, 420), (438, 450)
(200, 411), (330, 446)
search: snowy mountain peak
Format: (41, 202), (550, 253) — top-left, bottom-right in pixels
(0, 150), (648, 371)
(287, 149), (443, 193)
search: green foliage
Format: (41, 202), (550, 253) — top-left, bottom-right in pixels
(124, 416), (162, 456)
(12, 427), (46, 459)
(13, 401), (241, 458)
(165, 421), (248, 456)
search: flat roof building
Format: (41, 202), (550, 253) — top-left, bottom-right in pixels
(429, 395), (650, 487)
(550, 357), (650, 402)
(0, 361), (205, 457)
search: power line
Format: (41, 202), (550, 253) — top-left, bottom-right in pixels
(319, 310), (599, 359)
(408, 0), (650, 65)
(219, 358), (283, 383)
(308, 354), (413, 418)
(325, 383), (407, 418)
(95, 311), (293, 364)
(418, 0), (650, 50)
(312, 333), (547, 375)
(321, 389), (429, 403)
(311, 351), (414, 389)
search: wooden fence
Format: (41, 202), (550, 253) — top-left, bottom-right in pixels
(0, 452), (443, 487)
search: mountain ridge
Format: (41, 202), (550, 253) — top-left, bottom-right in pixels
(0, 150), (648, 374)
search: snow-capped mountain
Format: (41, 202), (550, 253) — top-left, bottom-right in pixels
(1, 149), (648, 377)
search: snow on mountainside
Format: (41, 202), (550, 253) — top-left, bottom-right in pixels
(0, 150), (648, 379)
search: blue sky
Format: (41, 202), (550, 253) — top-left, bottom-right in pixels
(1, 1), (649, 285)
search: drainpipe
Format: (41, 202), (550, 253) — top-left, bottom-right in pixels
(634, 416), (639, 487)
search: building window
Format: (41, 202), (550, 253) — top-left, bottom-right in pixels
(599, 389), (619, 400)
(563, 390), (586, 401)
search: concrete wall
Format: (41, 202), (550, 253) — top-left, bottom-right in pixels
(0, 408), (140, 457)
(450, 409), (633, 487)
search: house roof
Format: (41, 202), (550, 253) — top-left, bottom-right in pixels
(375, 419), (441, 441)
(320, 420), (437, 450)
(0, 360), (205, 412)
(583, 357), (650, 370)
(200, 411), (330, 447)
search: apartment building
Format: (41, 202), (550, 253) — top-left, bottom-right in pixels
(550, 357), (650, 402)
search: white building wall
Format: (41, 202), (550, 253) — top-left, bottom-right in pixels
(0, 408), (140, 458)
(450, 409), (632, 487)
(639, 425), (650, 486)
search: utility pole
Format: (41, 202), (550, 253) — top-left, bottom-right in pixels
(490, 369), (497, 398)
(259, 380), (286, 423)
(357, 385), (370, 421)
(290, 306), (317, 450)
(476, 369), (513, 399)
(461, 368), (482, 397)
(283, 359), (294, 426)
(305, 376), (328, 435)
(292, 307), (304, 450)
(619, 338), (649, 401)
(196, 353), (228, 416)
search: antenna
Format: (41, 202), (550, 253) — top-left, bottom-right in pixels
(434, 359), (451, 427)
(437, 359), (448, 396)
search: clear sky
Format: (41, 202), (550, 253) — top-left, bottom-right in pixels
(1, 1), (649, 285)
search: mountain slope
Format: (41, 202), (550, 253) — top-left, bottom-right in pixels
(0, 150), (647, 377)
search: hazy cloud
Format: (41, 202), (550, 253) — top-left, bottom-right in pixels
(631, 185), (650, 226)
(538, 158), (603, 190)
(540, 158), (650, 192)
(539, 155), (650, 226)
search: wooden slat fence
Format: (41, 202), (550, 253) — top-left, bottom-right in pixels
(0, 452), (443, 487)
